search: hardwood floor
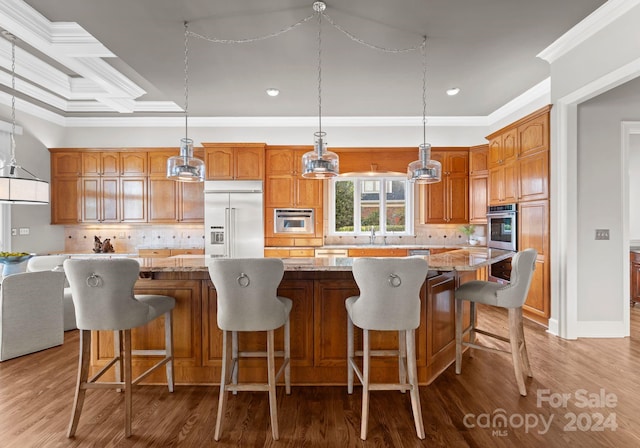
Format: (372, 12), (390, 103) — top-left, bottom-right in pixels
(1, 305), (640, 447)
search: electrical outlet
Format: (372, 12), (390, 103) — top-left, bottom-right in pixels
(595, 229), (610, 240)
(11, 228), (17, 236)
(19, 227), (30, 235)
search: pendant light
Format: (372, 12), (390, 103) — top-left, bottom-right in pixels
(0, 31), (49, 204)
(301, 1), (339, 179)
(167, 22), (205, 182)
(407, 37), (441, 184)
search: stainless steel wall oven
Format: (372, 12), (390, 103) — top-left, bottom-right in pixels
(487, 203), (517, 284)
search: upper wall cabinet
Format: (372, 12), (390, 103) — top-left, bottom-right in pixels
(265, 146), (322, 209)
(469, 144), (488, 224)
(202, 143), (265, 180)
(421, 149), (469, 224)
(486, 105), (551, 205)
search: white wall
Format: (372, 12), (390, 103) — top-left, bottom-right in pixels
(577, 77), (640, 323)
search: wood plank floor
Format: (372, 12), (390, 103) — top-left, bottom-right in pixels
(2, 305), (640, 447)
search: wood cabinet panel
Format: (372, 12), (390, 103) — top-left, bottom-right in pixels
(82, 152), (120, 176)
(469, 144), (489, 175)
(170, 249), (204, 256)
(51, 152), (82, 177)
(631, 252), (640, 304)
(138, 249), (172, 257)
(265, 147), (322, 208)
(148, 178), (178, 222)
(488, 162), (517, 205)
(178, 182), (204, 222)
(148, 151), (172, 176)
(51, 177), (80, 224)
(120, 152), (147, 176)
(347, 248), (408, 257)
(120, 177), (147, 222)
(423, 149), (469, 224)
(518, 150), (549, 202)
(519, 200), (550, 321)
(81, 177), (119, 223)
(469, 175), (488, 224)
(518, 112), (549, 158)
(203, 143), (265, 180)
(427, 273), (456, 364)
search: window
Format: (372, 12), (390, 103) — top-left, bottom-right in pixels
(329, 175), (413, 235)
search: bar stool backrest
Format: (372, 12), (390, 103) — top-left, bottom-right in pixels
(351, 257), (428, 331)
(63, 259), (150, 331)
(208, 258), (286, 332)
(496, 248), (537, 308)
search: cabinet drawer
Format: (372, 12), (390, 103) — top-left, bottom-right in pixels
(170, 249), (204, 256)
(348, 248), (408, 257)
(289, 249), (315, 257)
(138, 249), (171, 257)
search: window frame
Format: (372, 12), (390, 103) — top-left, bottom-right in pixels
(328, 174), (414, 236)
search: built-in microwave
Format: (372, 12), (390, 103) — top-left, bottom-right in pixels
(486, 203), (517, 252)
(274, 208), (314, 234)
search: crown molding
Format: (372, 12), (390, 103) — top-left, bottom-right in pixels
(488, 78), (551, 126)
(538, 0), (640, 63)
(0, 120), (22, 135)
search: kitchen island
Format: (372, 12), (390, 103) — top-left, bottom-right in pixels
(90, 248), (513, 386)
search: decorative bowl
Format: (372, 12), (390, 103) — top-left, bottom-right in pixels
(0, 254), (34, 264)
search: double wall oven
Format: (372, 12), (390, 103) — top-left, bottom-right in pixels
(486, 204), (517, 284)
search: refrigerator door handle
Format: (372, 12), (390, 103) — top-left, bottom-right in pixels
(224, 207), (231, 257)
(230, 208), (236, 258)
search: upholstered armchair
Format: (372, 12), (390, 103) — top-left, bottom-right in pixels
(0, 271), (66, 361)
(27, 255), (76, 331)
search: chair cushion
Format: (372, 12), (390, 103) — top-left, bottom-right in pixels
(135, 295), (176, 322)
(455, 280), (503, 306)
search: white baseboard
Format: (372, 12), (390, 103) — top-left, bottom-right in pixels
(576, 321), (629, 338)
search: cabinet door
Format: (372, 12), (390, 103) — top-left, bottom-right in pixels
(519, 200), (549, 319)
(51, 177), (80, 224)
(488, 137), (502, 168)
(447, 175), (469, 223)
(120, 152), (147, 176)
(120, 177), (147, 222)
(296, 177), (323, 208)
(179, 181), (204, 222)
(51, 152), (82, 177)
(205, 147), (234, 180)
(148, 151), (173, 176)
(469, 175), (488, 223)
(447, 151), (469, 175)
(469, 145), (488, 175)
(234, 147), (264, 180)
(148, 177), (178, 222)
(266, 149), (295, 175)
(81, 153), (102, 176)
(503, 161), (518, 203)
(81, 178), (100, 222)
(100, 177), (120, 222)
(101, 153), (120, 176)
(266, 175), (295, 207)
(488, 166), (503, 205)
(518, 151), (548, 202)
(502, 128), (518, 164)
(518, 113), (549, 157)
(424, 179), (447, 223)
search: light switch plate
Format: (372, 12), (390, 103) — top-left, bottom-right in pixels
(595, 229), (610, 240)
(19, 227), (30, 235)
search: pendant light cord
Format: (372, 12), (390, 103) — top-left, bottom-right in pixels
(183, 21), (189, 143)
(316, 7), (323, 137)
(421, 36), (427, 147)
(9, 33), (17, 166)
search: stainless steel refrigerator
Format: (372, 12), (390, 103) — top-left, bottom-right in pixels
(204, 180), (264, 257)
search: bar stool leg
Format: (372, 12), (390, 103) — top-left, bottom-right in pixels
(267, 329), (279, 440)
(284, 317), (291, 395)
(360, 329), (370, 440)
(508, 308), (527, 396)
(455, 298), (463, 374)
(165, 310), (174, 393)
(113, 330), (123, 392)
(214, 330), (232, 441)
(122, 330), (133, 437)
(516, 307), (533, 378)
(398, 330), (407, 393)
(231, 331), (239, 395)
(347, 317), (355, 394)
(67, 329), (91, 438)
(406, 329), (425, 439)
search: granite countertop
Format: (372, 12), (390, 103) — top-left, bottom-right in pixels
(130, 248), (514, 273)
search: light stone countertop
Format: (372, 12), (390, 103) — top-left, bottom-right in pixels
(131, 248), (514, 273)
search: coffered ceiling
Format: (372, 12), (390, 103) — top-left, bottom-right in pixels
(0, 0), (608, 125)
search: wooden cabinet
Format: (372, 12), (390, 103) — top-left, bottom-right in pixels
(120, 177), (147, 222)
(138, 249), (172, 257)
(51, 177), (80, 224)
(488, 128), (517, 168)
(203, 143), (265, 180)
(518, 200), (550, 323)
(518, 150), (549, 202)
(630, 252), (640, 304)
(265, 147), (322, 208)
(264, 248), (315, 258)
(82, 152), (119, 176)
(469, 145), (488, 224)
(518, 112), (549, 158)
(51, 152), (82, 177)
(422, 149), (469, 224)
(81, 177), (119, 223)
(347, 248), (408, 257)
(488, 162), (517, 205)
(120, 152), (147, 176)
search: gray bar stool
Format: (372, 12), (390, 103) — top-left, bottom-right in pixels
(345, 257), (428, 440)
(63, 258), (175, 438)
(208, 258), (292, 441)
(454, 248), (537, 396)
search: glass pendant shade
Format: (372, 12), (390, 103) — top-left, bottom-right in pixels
(407, 143), (442, 184)
(301, 132), (339, 178)
(167, 138), (205, 182)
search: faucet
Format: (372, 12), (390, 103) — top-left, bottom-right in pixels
(369, 226), (376, 244)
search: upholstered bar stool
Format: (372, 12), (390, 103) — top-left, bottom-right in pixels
(345, 257), (428, 440)
(27, 255), (76, 330)
(63, 258), (175, 438)
(454, 248), (537, 396)
(208, 258), (291, 441)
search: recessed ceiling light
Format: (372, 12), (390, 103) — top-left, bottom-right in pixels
(446, 87), (460, 96)
(266, 88), (280, 97)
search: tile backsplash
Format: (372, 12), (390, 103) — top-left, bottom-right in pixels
(64, 225), (205, 254)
